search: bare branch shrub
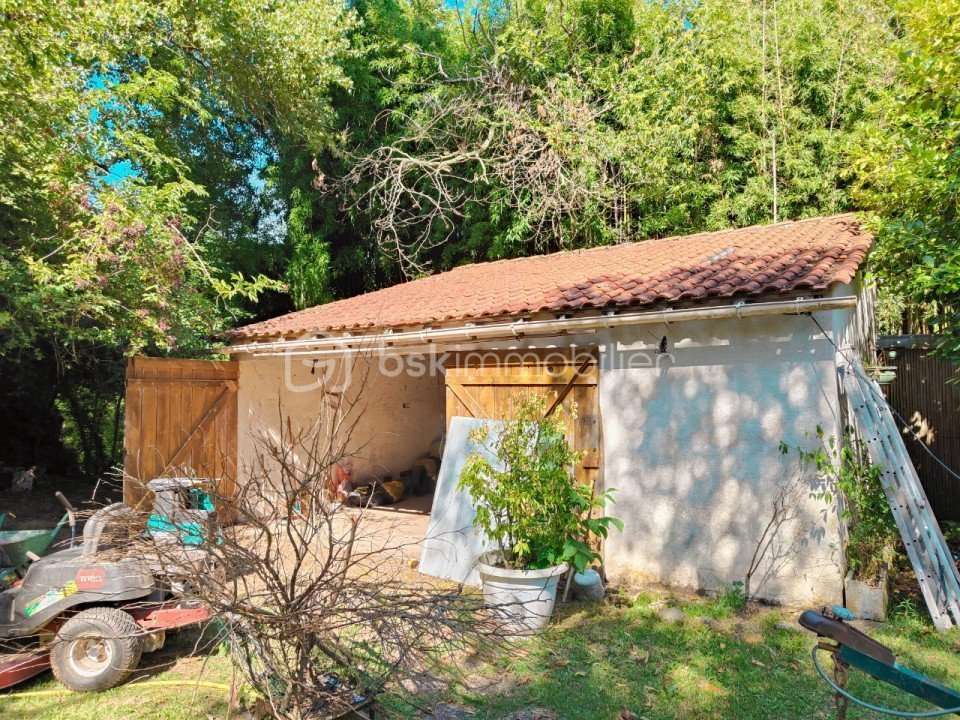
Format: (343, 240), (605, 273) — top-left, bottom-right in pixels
(743, 442), (829, 600)
(743, 456), (818, 601)
(123, 364), (503, 719)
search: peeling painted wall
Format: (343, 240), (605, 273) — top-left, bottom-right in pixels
(597, 310), (848, 606)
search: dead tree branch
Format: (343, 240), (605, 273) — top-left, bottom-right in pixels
(118, 360), (503, 719)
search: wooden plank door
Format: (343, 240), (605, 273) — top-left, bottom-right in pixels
(443, 349), (601, 487)
(123, 356), (238, 511)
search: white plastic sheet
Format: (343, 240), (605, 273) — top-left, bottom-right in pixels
(418, 416), (503, 586)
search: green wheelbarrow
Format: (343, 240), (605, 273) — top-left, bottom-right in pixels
(0, 492), (77, 574)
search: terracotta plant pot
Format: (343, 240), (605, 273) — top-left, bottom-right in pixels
(477, 553), (567, 635)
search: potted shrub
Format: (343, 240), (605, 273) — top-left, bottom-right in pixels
(797, 428), (899, 621)
(458, 395), (621, 634)
(843, 466), (897, 622)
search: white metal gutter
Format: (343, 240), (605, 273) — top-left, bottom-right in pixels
(228, 296), (857, 357)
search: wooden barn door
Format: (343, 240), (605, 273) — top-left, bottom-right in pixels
(123, 357), (238, 511)
(443, 350), (601, 487)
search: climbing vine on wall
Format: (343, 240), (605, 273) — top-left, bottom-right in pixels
(783, 427), (899, 581)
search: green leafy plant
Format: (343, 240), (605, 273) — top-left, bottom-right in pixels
(941, 521), (960, 545)
(783, 427), (899, 582)
(715, 581), (748, 615)
(458, 394), (622, 572)
(848, 0), (960, 356)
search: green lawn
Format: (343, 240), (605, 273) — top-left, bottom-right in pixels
(3, 592), (959, 719)
(394, 591), (960, 720)
(0, 630), (234, 720)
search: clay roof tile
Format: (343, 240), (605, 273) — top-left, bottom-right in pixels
(230, 214), (872, 340)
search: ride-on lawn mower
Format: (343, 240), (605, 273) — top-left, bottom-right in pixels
(0, 488), (215, 692)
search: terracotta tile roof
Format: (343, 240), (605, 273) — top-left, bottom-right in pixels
(231, 213), (871, 340)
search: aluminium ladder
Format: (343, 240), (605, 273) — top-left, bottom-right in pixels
(839, 358), (960, 630)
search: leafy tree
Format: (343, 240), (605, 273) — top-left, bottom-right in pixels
(281, 0), (457, 298)
(848, 0), (960, 353)
(332, 0), (894, 275)
(0, 0), (313, 476)
(285, 188), (333, 309)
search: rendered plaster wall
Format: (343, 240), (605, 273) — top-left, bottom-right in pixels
(232, 292), (863, 605)
(598, 309), (849, 606)
(236, 354), (445, 484)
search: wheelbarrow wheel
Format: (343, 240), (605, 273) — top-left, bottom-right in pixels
(50, 607), (144, 692)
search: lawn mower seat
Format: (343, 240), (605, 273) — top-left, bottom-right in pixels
(81, 503), (138, 558)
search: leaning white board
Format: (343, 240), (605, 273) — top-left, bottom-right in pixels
(419, 416), (503, 586)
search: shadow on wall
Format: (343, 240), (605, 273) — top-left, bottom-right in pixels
(600, 315), (844, 604)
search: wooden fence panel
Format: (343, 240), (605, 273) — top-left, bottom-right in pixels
(123, 356), (238, 511)
(880, 337), (960, 522)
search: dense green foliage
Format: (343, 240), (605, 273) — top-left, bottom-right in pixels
(459, 395), (621, 572)
(849, 0), (960, 347)
(0, 0), (343, 475)
(335, 0), (895, 275)
(1, 0), (959, 479)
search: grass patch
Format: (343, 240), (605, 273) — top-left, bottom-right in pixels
(0, 629), (233, 720)
(424, 597), (960, 720)
(3, 597), (959, 719)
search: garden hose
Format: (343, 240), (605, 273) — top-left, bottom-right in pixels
(812, 646), (960, 718)
(1, 679), (231, 699)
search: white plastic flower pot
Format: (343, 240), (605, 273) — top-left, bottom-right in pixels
(478, 553), (568, 635)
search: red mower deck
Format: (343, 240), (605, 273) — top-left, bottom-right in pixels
(0, 601), (212, 691)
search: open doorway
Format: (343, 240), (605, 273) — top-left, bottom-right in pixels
(347, 347), (601, 515)
(336, 358), (446, 517)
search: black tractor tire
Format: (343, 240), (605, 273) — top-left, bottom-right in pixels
(50, 607), (144, 692)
